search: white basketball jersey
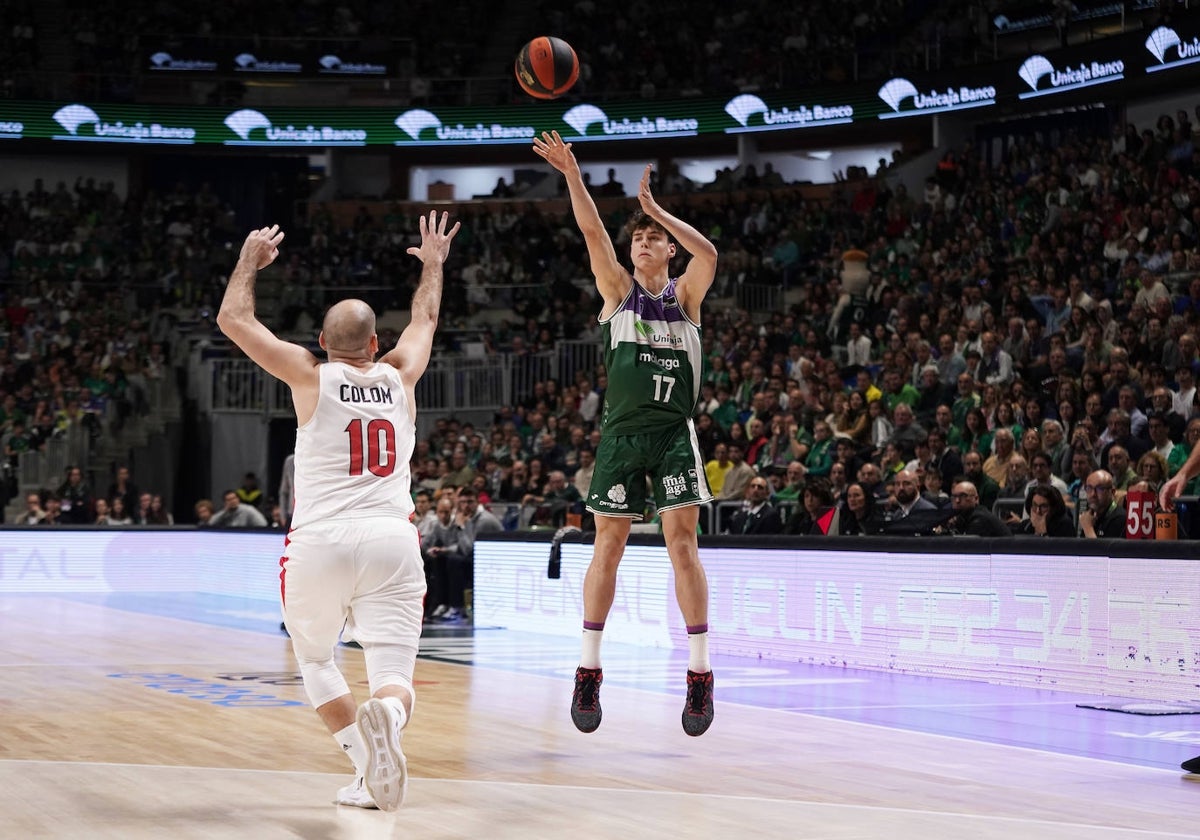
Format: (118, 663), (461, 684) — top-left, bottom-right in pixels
(291, 362), (415, 529)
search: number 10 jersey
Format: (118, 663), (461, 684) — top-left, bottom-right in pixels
(598, 278), (703, 436)
(291, 361), (415, 529)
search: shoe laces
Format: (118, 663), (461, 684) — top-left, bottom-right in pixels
(575, 671), (599, 711)
(686, 673), (710, 715)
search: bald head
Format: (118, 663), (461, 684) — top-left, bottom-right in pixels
(322, 299), (376, 353)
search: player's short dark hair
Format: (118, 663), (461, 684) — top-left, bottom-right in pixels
(624, 210), (671, 240)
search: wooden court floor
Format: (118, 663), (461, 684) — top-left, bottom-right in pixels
(3, 594), (1200, 839)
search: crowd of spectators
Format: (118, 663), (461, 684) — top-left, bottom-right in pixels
(365, 104), (1200, 544)
(1, 0), (1126, 107)
(9, 102), (1200, 544)
(15, 463), (173, 526)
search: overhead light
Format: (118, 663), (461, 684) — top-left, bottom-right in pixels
(806, 150), (832, 160)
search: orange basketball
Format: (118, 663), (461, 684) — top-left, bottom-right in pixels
(515, 36), (579, 100)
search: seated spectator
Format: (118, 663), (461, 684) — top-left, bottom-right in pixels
(726, 476), (783, 535)
(422, 495), (457, 620)
(836, 481), (885, 536)
(782, 477), (835, 535)
(108, 497), (133, 525)
(17, 492), (46, 525)
(921, 468), (950, 508)
(207, 490), (268, 528)
(520, 469), (582, 528)
(943, 481), (1011, 537)
(961, 450), (1000, 510)
(194, 499), (215, 526)
(1078, 470), (1124, 538)
(1135, 450), (1169, 492)
(998, 456), (1030, 499)
(147, 494), (174, 525)
(1014, 485), (1075, 537)
(432, 488), (502, 623)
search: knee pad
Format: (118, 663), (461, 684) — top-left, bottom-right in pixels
(297, 656), (350, 708)
(363, 642), (418, 701)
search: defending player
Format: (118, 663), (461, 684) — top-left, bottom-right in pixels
(217, 212), (459, 809)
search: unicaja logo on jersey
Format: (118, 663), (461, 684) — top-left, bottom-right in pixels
(876, 77), (996, 119)
(723, 94), (853, 134)
(1145, 26), (1200, 73)
(607, 484), (627, 504)
(1017, 53), (1124, 99)
(224, 108), (367, 146)
(52, 103), (195, 144)
(562, 104), (698, 139)
(393, 108), (534, 144)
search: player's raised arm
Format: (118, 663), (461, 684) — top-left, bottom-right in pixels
(217, 225), (319, 388)
(533, 130), (629, 305)
(634, 164), (717, 314)
(381, 210), (461, 388)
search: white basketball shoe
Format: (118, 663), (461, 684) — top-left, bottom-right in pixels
(356, 698), (408, 811)
(334, 775), (377, 808)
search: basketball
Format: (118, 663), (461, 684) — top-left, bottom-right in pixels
(514, 36), (578, 100)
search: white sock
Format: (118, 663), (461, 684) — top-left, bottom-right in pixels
(688, 630), (711, 673)
(334, 723), (368, 776)
(580, 626), (604, 669)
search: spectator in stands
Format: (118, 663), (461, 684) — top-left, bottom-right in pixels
(234, 472), (264, 513)
(1147, 411), (1188, 476)
(1136, 451), (1169, 492)
(782, 476), (835, 536)
(716, 442), (756, 504)
(17, 492), (46, 525)
(1014, 485), (1075, 537)
(998, 456), (1030, 500)
(422, 495), (457, 621)
(961, 450), (1000, 511)
(108, 497), (133, 525)
(39, 497), (62, 526)
(106, 465), (139, 517)
(194, 499), (215, 526)
(147, 494), (174, 525)
(1079, 470), (1124, 539)
(983, 428), (1017, 489)
(433, 487), (502, 623)
(944, 481), (1011, 537)
(836, 481), (885, 536)
(887, 468), (936, 524)
(208, 489), (268, 528)
(1027, 452), (1070, 498)
(1098, 437), (1132, 484)
(726, 477), (783, 535)
(521, 469), (582, 528)
(92, 497), (112, 525)
(57, 465), (92, 525)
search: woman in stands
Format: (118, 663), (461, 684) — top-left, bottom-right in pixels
(1014, 485), (1074, 537)
(836, 482), (884, 536)
(960, 407), (992, 457)
(1136, 451), (1169, 492)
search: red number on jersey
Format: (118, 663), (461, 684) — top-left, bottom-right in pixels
(345, 418), (397, 477)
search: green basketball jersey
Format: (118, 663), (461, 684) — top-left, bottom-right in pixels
(598, 278), (703, 435)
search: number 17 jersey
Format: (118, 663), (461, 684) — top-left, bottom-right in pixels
(599, 278), (703, 436)
(291, 361), (415, 529)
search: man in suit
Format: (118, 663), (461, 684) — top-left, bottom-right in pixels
(887, 469), (937, 524)
(726, 477), (783, 535)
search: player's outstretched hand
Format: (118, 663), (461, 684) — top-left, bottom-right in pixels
(240, 224), (285, 270)
(407, 210), (461, 264)
(532, 130), (578, 174)
(637, 163), (664, 219)
(1160, 471), (1188, 512)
